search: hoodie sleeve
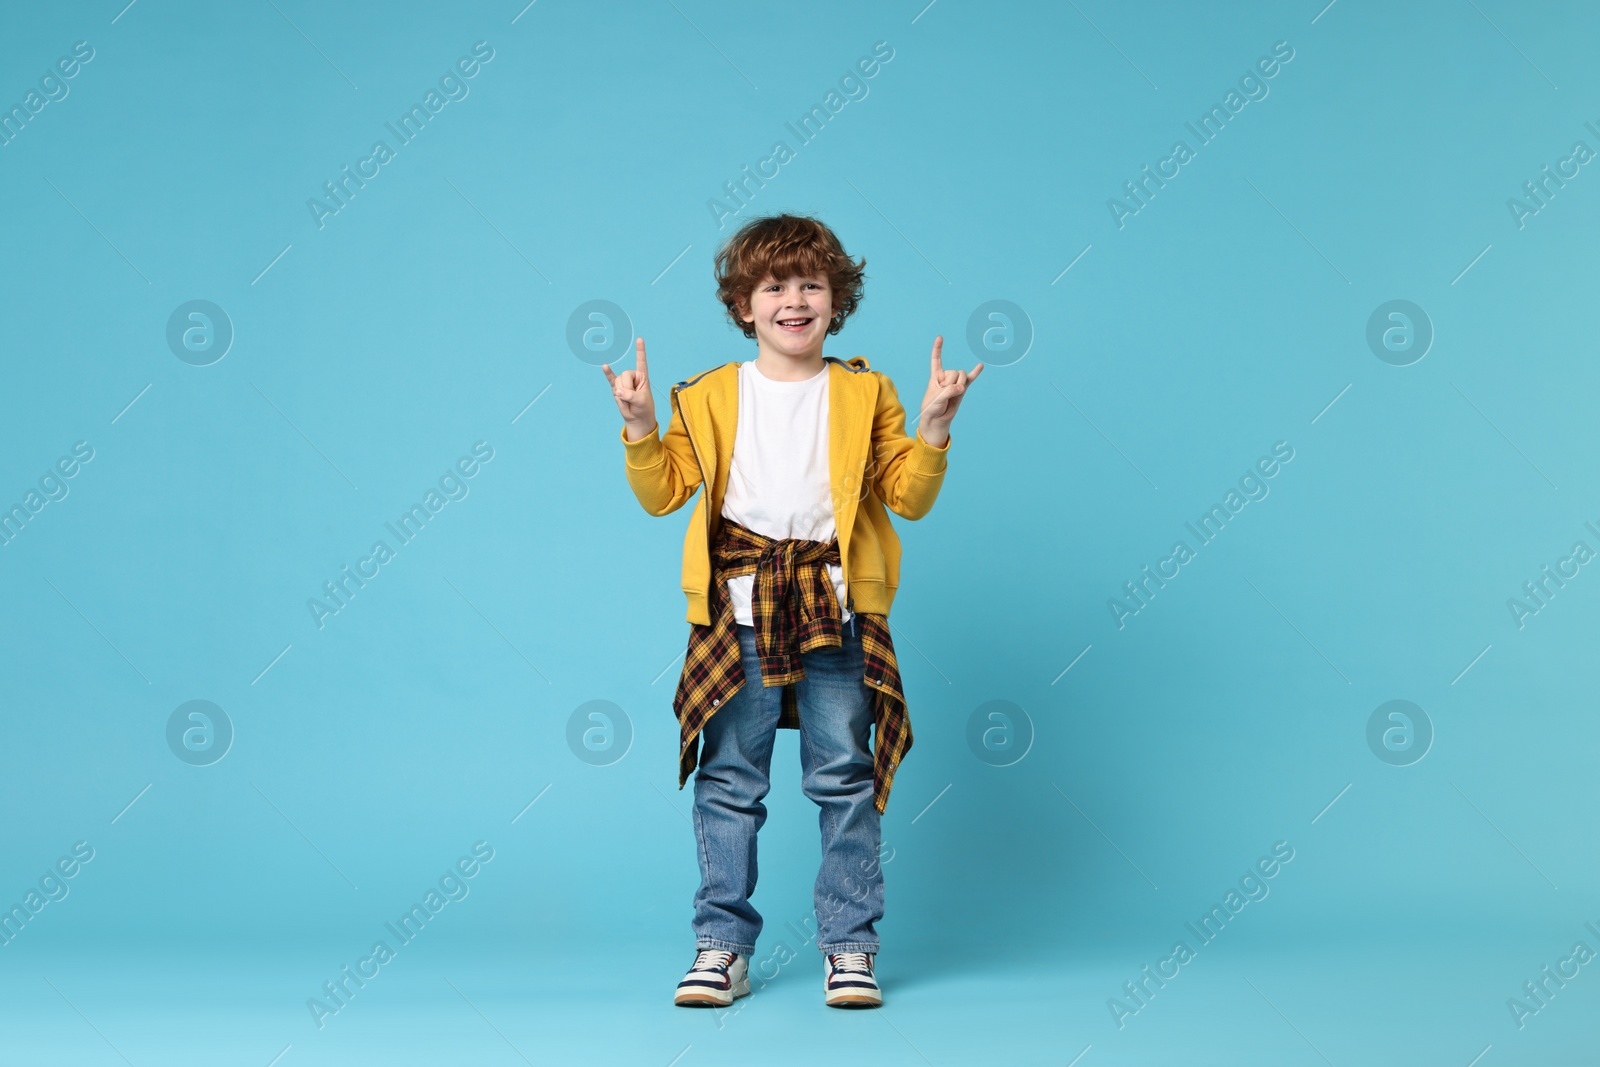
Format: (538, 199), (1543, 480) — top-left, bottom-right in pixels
(619, 394), (703, 516)
(867, 370), (950, 521)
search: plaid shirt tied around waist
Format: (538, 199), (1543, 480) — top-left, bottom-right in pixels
(672, 518), (912, 815)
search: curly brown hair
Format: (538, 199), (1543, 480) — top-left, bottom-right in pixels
(714, 214), (866, 340)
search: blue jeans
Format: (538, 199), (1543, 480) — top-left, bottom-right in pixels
(691, 613), (884, 957)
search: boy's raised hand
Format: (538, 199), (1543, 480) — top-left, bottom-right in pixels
(917, 336), (982, 430)
(603, 337), (658, 434)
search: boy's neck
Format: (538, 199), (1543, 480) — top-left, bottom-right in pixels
(753, 343), (826, 382)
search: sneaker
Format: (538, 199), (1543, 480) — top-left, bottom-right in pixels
(824, 951), (882, 1008)
(674, 948), (750, 1007)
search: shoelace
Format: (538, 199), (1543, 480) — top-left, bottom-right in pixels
(692, 949), (734, 974)
(829, 951), (873, 976)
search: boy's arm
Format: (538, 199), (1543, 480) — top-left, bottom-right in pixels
(867, 371), (950, 521)
(619, 397), (703, 516)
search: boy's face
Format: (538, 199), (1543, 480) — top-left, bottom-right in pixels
(739, 272), (833, 361)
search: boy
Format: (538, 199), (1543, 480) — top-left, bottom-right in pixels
(603, 214), (979, 1009)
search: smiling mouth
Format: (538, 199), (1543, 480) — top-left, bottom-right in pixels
(777, 318), (813, 332)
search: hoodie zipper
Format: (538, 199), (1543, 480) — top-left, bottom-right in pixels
(670, 383), (714, 606)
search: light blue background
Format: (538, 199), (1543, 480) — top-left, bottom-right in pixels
(2, 1), (1597, 1063)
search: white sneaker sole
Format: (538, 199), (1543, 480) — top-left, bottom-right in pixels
(824, 985), (882, 1008)
(674, 976), (750, 1007)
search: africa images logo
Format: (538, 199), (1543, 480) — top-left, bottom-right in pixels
(306, 42), (495, 230)
(307, 442), (494, 630)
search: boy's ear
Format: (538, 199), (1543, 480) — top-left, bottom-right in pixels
(736, 292), (753, 323)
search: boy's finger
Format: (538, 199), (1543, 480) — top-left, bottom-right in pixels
(602, 363), (617, 384)
(967, 362), (985, 384)
(636, 337), (647, 375)
(929, 335), (943, 374)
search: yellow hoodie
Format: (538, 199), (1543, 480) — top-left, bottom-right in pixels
(619, 355), (952, 625)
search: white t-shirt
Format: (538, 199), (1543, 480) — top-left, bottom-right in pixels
(721, 359), (852, 626)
